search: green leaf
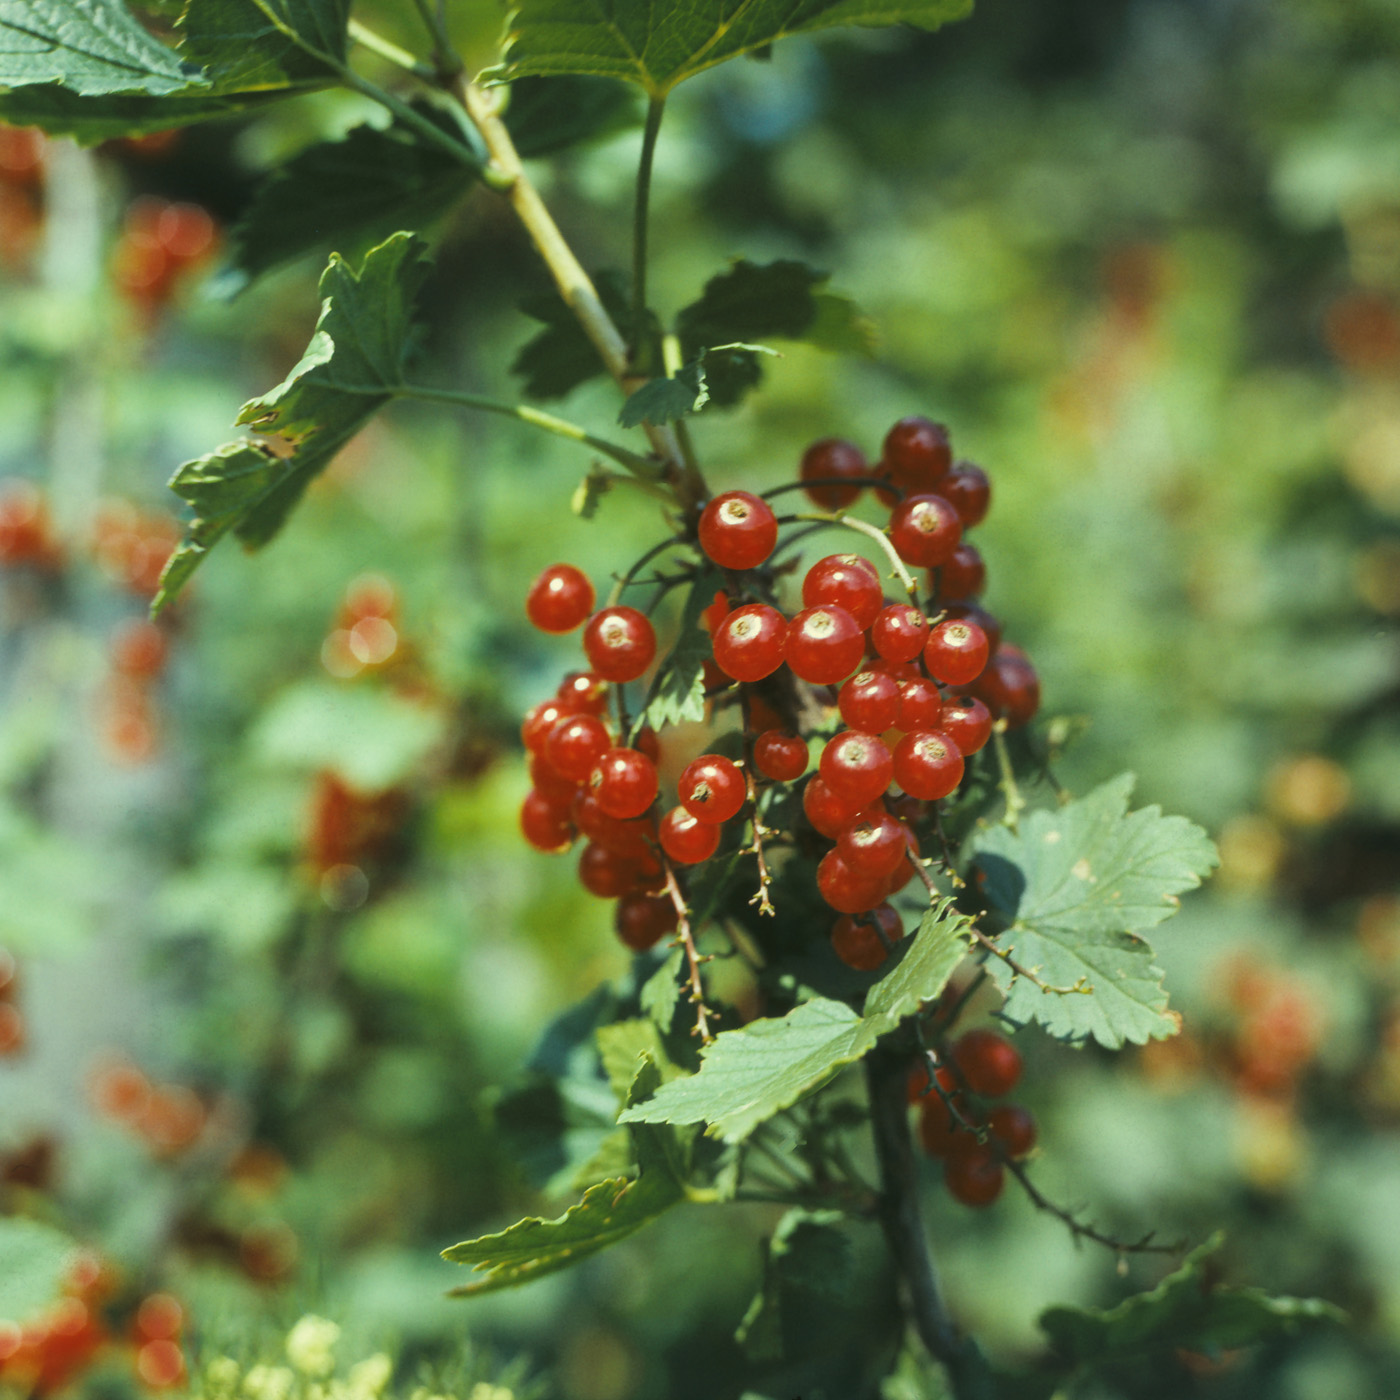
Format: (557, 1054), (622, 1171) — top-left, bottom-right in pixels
(620, 898), (971, 1142)
(1039, 1233), (1345, 1368)
(0, 1217), (79, 1321)
(510, 270), (635, 400)
(617, 359), (708, 427)
(640, 948), (685, 1033)
(154, 232), (429, 612)
(595, 1018), (680, 1099)
(0, 84), (257, 143)
(632, 567), (722, 735)
(504, 74), (640, 158)
(966, 775), (1219, 1049)
(225, 105), (479, 285)
(736, 1208), (852, 1362)
(178, 0), (350, 92)
(444, 1061), (687, 1294)
(676, 260), (872, 408)
(488, 0), (974, 98)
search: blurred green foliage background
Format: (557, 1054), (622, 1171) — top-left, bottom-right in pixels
(1, 0), (1398, 1397)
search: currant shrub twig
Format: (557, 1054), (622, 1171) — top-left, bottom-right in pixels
(738, 688), (776, 916)
(661, 858), (716, 1042)
(761, 477), (901, 501)
(632, 97), (666, 364)
(346, 20), (438, 80)
(406, 0), (463, 80)
(930, 804), (966, 888)
(991, 720), (1027, 830)
(606, 537), (690, 607)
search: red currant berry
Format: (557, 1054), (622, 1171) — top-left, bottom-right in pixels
(837, 809), (907, 878)
(940, 601), (1002, 654)
(936, 543), (985, 601)
(698, 491), (778, 571)
(785, 605), (866, 685)
(578, 842), (643, 898)
(838, 671), (901, 733)
(802, 774), (865, 839)
(678, 754), (747, 824)
(800, 438), (868, 510)
(615, 890), (679, 951)
(939, 695), (992, 756)
(888, 494), (962, 568)
(801, 553), (883, 630)
(820, 731), (894, 807)
(871, 604), (929, 663)
(986, 1104), (1037, 1158)
(816, 848), (888, 914)
(754, 730), (808, 783)
(944, 1148), (1004, 1207)
(830, 903), (902, 970)
(883, 821), (921, 894)
(700, 590), (730, 635)
(573, 793), (656, 860)
(520, 790), (576, 852)
(557, 670), (610, 714)
(896, 677), (944, 732)
(545, 713), (612, 782)
(522, 698), (577, 755)
(940, 463), (991, 527)
(924, 619), (989, 686)
(891, 730), (964, 801)
(634, 725), (661, 764)
(526, 563), (595, 633)
(589, 747), (659, 820)
(583, 606), (657, 683)
(712, 604), (787, 682)
(917, 1076), (973, 1157)
(951, 1028), (1022, 1097)
(658, 805), (721, 864)
(970, 644), (1040, 729)
(529, 752), (579, 803)
(882, 417), (952, 492)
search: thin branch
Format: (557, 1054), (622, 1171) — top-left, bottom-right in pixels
(605, 536), (690, 607)
(632, 97), (666, 361)
(346, 19), (436, 79)
(661, 859), (716, 1042)
(790, 510), (920, 602)
(991, 720), (1026, 831)
(738, 687), (776, 916)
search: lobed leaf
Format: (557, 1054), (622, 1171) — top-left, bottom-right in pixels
(1039, 1233), (1345, 1366)
(488, 0), (974, 98)
(179, 0), (349, 92)
(504, 73), (640, 158)
(617, 359), (708, 427)
(510, 270), (637, 400)
(736, 1208), (852, 1361)
(155, 233), (430, 612)
(620, 899), (971, 1142)
(966, 774), (1219, 1049)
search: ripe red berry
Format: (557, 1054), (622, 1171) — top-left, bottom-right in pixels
(883, 820), (921, 893)
(785, 605), (865, 685)
(0, 1001), (24, 1054)
(522, 698), (578, 755)
(838, 671), (901, 733)
(589, 747), (659, 820)
(883, 417), (952, 492)
(944, 1147), (1004, 1206)
(578, 842), (645, 898)
(700, 590), (730, 634)
(891, 730), (964, 801)
(754, 730), (808, 782)
(615, 890), (679, 951)
(896, 677), (944, 732)
(111, 619), (168, 679)
(924, 619), (989, 686)
(712, 604), (787, 682)
(800, 438), (868, 510)
(801, 554), (883, 630)
(888, 494), (962, 568)
(939, 695), (992, 756)
(532, 745), (584, 802)
(831, 903), (902, 970)
(987, 1104), (1037, 1158)
(573, 793), (656, 860)
(971, 644), (1040, 729)
(557, 670), (610, 713)
(802, 774), (865, 839)
(918, 1086), (973, 1158)
(520, 789), (576, 852)
(871, 604), (929, 663)
(936, 543), (985, 601)
(678, 754), (747, 824)
(816, 848), (888, 913)
(940, 601), (1002, 654)
(940, 463), (991, 527)
(836, 809), (907, 878)
(952, 1028), (1022, 1097)
(658, 806), (721, 864)
(526, 563), (595, 633)
(698, 490), (778, 570)
(545, 713), (612, 782)
(583, 606), (657, 683)
(820, 731), (894, 807)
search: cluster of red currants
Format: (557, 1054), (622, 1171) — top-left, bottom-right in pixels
(0, 946), (22, 1056)
(111, 195), (218, 320)
(912, 1026), (1036, 1207)
(87, 1057), (209, 1159)
(518, 416), (1040, 967)
(0, 1254), (109, 1396)
(0, 123), (43, 270)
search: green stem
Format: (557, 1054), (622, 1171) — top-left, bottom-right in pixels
(395, 384), (661, 479)
(792, 511), (919, 600)
(336, 68), (480, 166)
(991, 722), (1026, 831)
(346, 18), (436, 79)
(632, 96), (666, 364)
(408, 0), (463, 77)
